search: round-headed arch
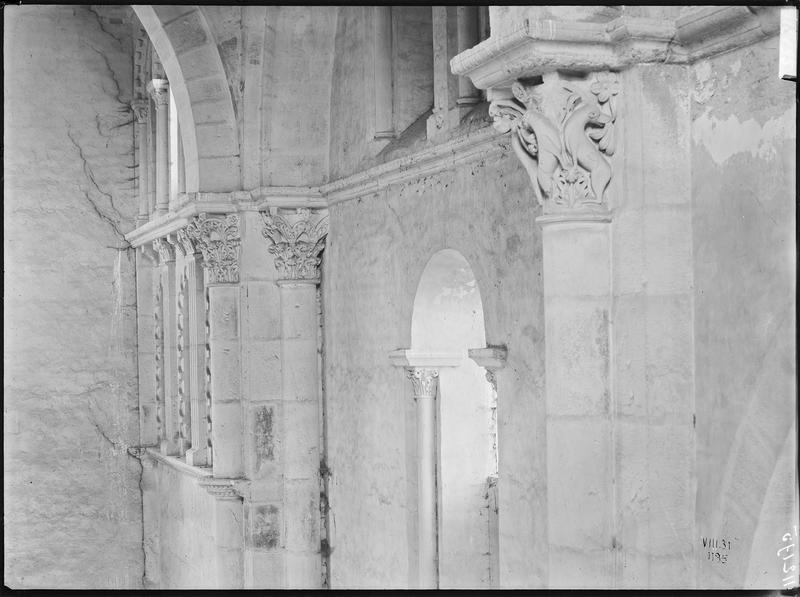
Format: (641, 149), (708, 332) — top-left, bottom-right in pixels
(133, 5), (241, 193)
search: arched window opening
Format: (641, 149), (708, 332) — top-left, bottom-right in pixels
(410, 249), (497, 589)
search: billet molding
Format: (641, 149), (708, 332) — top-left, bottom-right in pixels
(260, 207), (329, 281)
(489, 71), (618, 215)
(184, 213), (241, 284)
(451, 6), (781, 89)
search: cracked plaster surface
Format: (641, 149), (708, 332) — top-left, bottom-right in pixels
(5, 5), (143, 589)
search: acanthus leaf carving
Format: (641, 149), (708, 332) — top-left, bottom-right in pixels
(406, 368), (439, 400)
(152, 237), (175, 264)
(260, 208), (328, 281)
(184, 213), (241, 284)
(488, 71), (619, 214)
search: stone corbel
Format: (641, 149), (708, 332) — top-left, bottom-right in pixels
(198, 477), (249, 501)
(260, 207), (329, 282)
(184, 213), (241, 284)
(488, 71), (619, 216)
(468, 345), (507, 392)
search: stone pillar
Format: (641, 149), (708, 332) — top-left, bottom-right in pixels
(260, 207), (328, 588)
(185, 213), (243, 477)
(147, 79), (170, 217)
(136, 244), (158, 447)
(199, 479), (245, 589)
(178, 229), (210, 467)
(488, 73), (619, 587)
(539, 212), (614, 587)
(132, 100), (150, 226)
(373, 6), (394, 138)
(153, 236), (180, 456)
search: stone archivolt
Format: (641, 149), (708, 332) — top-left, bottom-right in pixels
(260, 208), (329, 281)
(184, 213), (241, 284)
(489, 71), (619, 214)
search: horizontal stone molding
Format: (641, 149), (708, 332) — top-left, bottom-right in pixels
(144, 446), (212, 478)
(198, 476), (250, 501)
(388, 349), (464, 369)
(451, 6), (781, 89)
(125, 124), (510, 246)
(322, 125), (504, 205)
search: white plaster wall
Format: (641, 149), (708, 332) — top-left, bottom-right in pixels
(690, 37), (797, 588)
(4, 6), (142, 588)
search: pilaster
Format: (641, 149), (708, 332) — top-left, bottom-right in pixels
(185, 213), (243, 477)
(465, 11), (701, 585)
(254, 207), (329, 589)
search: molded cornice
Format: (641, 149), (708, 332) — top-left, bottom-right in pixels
(451, 6), (781, 89)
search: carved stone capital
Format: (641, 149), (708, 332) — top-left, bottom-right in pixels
(175, 228), (197, 259)
(152, 237), (175, 264)
(406, 368), (439, 401)
(131, 100), (149, 124)
(489, 71), (619, 216)
(260, 208), (328, 281)
(146, 78), (169, 108)
(184, 213), (241, 284)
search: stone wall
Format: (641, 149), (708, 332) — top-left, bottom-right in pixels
(324, 140), (548, 588)
(4, 6), (142, 589)
(691, 37), (797, 587)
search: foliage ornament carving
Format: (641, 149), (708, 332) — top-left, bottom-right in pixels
(184, 213), (241, 284)
(131, 100), (149, 124)
(407, 368), (439, 400)
(260, 208), (329, 281)
(152, 237), (175, 264)
(175, 228), (197, 258)
(488, 71), (619, 214)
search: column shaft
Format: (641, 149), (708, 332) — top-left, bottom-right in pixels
(161, 258), (180, 455)
(186, 258), (209, 466)
(278, 280), (321, 588)
(135, 110), (150, 226)
(540, 218), (614, 587)
(417, 392), (438, 588)
(148, 79), (170, 216)
(136, 249), (157, 447)
(208, 284), (243, 477)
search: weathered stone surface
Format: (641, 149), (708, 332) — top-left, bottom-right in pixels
(4, 5), (142, 588)
(691, 37), (797, 588)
